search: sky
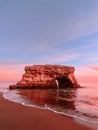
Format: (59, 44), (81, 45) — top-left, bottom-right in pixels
(0, 0), (98, 86)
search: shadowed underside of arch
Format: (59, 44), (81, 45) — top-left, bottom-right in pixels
(56, 77), (73, 88)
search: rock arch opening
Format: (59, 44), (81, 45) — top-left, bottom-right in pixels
(56, 77), (73, 88)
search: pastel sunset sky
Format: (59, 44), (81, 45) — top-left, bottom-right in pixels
(0, 0), (98, 86)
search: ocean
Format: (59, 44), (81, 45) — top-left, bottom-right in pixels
(0, 83), (98, 125)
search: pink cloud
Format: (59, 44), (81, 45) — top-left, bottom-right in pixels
(89, 66), (98, 71)
(86, 57), (98, 61)
(75, 65), (98, 87)
(0, 64), (26, 83)
(42, 53), (79, 63)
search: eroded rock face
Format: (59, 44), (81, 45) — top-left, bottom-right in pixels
(9, 65), (80, 89)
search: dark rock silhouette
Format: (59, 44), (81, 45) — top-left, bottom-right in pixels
(9, 65), (80, 89)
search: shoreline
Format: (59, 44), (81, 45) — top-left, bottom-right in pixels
(0, 93), (97, 130)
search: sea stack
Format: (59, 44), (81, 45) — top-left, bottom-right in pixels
(9, 65), (80, 89)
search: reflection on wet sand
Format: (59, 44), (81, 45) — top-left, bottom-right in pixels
(19, 89), (76, 110)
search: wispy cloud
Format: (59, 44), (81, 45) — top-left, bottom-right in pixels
(31, 53), (79, 64)
(75, 65), (98, 87)
(0, 64), (26, 82)
(88, 65), (98, 71)
(49, 54), (79, 62)
(86, 57), (98, 61)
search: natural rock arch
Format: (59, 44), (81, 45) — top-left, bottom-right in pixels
(9, 65), (80, 89)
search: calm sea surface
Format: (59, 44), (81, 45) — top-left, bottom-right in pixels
(0, 83), (98, 125)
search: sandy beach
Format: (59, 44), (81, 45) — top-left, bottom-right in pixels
(0, 93), (96, 130)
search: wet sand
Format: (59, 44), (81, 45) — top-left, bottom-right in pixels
(0, 93), (96, 130)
